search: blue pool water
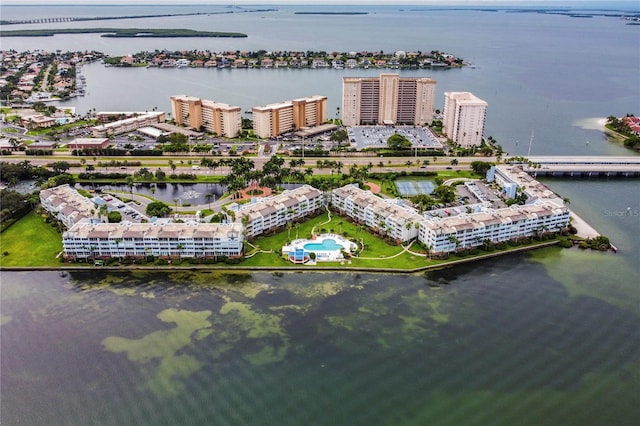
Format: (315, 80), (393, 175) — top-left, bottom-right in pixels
(303, 239), (343, 251)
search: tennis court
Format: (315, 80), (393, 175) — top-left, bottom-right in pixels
(395, 181), (435, 196)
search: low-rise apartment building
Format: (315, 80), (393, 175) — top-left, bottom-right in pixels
(62, 221), (243, 260)
(91, 112), (166, 138)
(418, 203), (570, 253)
(50, 184), (323, 260)
(40, 184), (97, 228)
(330, 183), (570, 254)
(486, 165), (565, 205)
(232, 185), (325, 238)
(67, 138), (111, 150)
(331, 185), (424, 243)
(22, 114), (55, 129)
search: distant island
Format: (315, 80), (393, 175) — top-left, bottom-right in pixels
(104, 49), (464, 69)
(295, 12), (368, 15)
(0, 28), (248, 38)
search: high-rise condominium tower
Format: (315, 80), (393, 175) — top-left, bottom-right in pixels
(342, 73), (436, 127)
(442, 92), (488, 147)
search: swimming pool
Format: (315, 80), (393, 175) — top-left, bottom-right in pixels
(303, 238), (343, 252)
(282, 234), (358, 263)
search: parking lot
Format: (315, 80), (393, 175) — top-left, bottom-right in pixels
(347, 126), (444, 150)
(100, 194), (149, 222)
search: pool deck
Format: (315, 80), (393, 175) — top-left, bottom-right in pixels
(282, 234), (357, 263)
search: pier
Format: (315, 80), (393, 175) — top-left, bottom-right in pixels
(523, 156), (640, 177)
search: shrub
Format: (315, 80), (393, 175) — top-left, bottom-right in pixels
(558, 238), (574, 248)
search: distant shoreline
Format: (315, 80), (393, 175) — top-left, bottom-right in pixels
(0, 8), (277, 26)
(0, 28), (248, 38)
(295, 12), (368, 16)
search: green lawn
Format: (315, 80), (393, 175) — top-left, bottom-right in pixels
(0, 207), (556, 270)
(241, 211), (432, 269)
(0, 211), (63, 267)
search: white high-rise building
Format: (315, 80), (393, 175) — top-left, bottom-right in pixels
(443, 92), (488, 147)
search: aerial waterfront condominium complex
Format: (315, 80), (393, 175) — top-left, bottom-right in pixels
(252, 95), (328, 139)
(341, 73), (436, 127)
(170, 95), (242, 138)
(330, 184), (569, 254)
(63, 221), (244, 261)
(231, 185), (325, 238)
(442, 92), (488, 147)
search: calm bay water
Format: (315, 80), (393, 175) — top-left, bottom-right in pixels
(2, 266), (639, 425)
(1, 4), (640, 425)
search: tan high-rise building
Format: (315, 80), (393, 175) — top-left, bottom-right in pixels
(252, 95), (327, 139)
(170, 95), (241, 138)
(443, 92), (488, 147)
(342, 73), (436, 126)
(171, 95), (202, 128)
(201, 100), (242, 138)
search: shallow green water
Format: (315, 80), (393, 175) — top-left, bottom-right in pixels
(2, 260), (638, 425)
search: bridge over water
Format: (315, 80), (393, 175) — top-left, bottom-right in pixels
(522, 156), (640, 177)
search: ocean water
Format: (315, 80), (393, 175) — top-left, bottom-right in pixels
(2, 267), (639, 425)
(1, 4), (640, 424)
(3, 4), (638, 156)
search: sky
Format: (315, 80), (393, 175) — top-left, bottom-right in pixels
(2, 0), (635, 9)
(2, 0), (630, 5)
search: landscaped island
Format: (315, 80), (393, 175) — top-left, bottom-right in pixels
(605, 115), (640, 151)
(0, 28), (248, 38)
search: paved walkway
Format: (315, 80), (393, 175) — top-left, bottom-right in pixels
(570, 210), (600, 238)
(365, 181), (381, 193)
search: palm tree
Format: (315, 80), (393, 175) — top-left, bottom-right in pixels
(425, 244), (433, 260)
(114, 238), (122, 260)
(206, 193), (214, 209)
(176, 243), (185, 259)
(126, 176), (134, 199)
(405, 221), (414, 239)
(447, 235), (461, 251)
(150, 184), (156, 201)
